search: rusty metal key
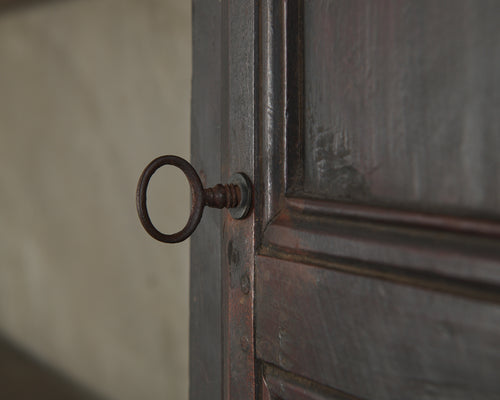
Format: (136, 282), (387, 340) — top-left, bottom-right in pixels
(136, 155), (252, 243)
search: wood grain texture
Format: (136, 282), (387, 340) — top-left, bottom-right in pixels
(303, 0), (500, 217)
(261, 363), (361, 400)
(256, 256), (500, 400)
(221, 0), (258, 398)
(260, 0), (286, 228)
(263, 207), (500, 290)
(216, 0), (500, 398)
(190, 0), (222, 398)
(287, 197), (500, 238)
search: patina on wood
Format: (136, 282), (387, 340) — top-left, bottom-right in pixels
(191, 0), (500, 399)
(302, 0), (500, 217)
(190, 0), (222, 398)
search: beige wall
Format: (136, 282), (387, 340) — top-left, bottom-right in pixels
(0, 1), (190, 399)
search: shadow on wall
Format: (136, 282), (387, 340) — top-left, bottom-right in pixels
(0, 1), (191, 399)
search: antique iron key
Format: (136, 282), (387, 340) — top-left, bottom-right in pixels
(136, 155), (252, 243)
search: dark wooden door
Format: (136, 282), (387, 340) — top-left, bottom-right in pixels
(191, 1), (500, 399)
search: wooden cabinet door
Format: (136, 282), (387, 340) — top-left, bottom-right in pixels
(191, 1), (500, 399)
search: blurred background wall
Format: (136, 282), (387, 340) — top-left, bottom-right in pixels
(0, 0), (191, 399)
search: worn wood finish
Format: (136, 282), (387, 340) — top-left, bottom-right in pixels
(260, 0), (286, 228)
(303, 0), (500, 217)
(192, 0), (500, 398)
(256, 256), (500, 400)
(261, 364), (359, 400)
(263, 208), (500, 290)
(253, 0), (500, 398)
(287, 197), (500, 238)
(191, 1), (257, 398)
(260, 0), (304, 230)
(190, 0), (222, 398)
(221, 0), (257, 398)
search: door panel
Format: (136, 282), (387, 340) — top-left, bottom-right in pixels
(256, 257), (500, 400)
(192, 0), (500, 399)
(221, 1), (258, 399)
(303, 0), (500, 216)
(254, 0), (500, 399)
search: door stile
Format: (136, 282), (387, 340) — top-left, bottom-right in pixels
(190, 0), (223, 399)
(221, 0), (258, 398)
